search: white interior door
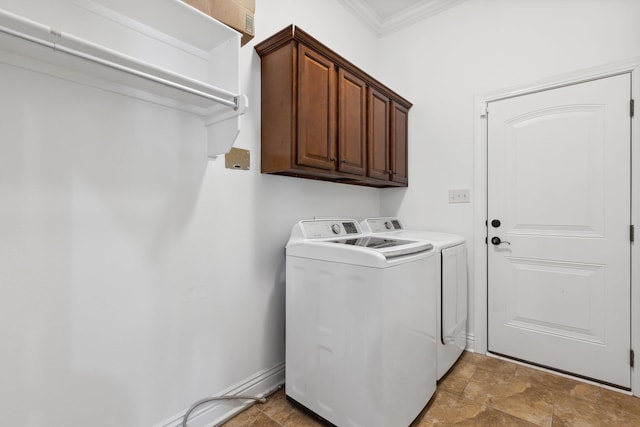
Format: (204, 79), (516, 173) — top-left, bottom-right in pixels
(487, 74), (632, 388)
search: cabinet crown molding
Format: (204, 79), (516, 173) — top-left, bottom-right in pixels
(255, 25), (412, 109)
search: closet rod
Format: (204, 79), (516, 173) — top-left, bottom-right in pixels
(0, 9), (240, 110)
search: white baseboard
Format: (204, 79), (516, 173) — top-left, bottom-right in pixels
(465, 333), (475, 352)
(156, 362), (285, 427)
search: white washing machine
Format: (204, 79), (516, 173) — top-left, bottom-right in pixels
(361, 218), (467, 380)
(286, 218), (438, 427)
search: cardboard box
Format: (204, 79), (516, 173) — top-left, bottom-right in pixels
(182, 0), (255, 46)
(230, 0), (255, 11)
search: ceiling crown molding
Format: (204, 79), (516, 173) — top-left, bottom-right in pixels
(338, 0), (466, 37)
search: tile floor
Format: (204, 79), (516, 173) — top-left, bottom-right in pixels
(221, 352), (640, 426)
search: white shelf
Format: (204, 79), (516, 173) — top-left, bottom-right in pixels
(0, 1), (247, 157)
(72, 0), (237, 54)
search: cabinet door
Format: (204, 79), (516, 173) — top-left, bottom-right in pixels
(338, 68), (367, 176)
(367, 87), (390, 181)
(297, 44), (336, 170)
(390, 101), (409, 184)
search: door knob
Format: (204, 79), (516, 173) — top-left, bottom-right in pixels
(491, 236), (511, 246)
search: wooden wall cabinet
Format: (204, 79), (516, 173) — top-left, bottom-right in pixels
(255, 25), (412, 187)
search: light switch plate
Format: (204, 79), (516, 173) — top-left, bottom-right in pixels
(449, 189), (470, 203)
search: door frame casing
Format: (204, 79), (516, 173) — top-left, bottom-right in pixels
(472, 57), (640, 395)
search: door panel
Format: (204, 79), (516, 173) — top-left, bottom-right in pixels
(367, 87), (390, 181)
(488, 74), (631, 388)
(390, 101), (409, 184)
(503, 258), (605, 343)
(338, 68), (366, 176)
(507, 106), (605, 237)
(297, 44), (336, 170)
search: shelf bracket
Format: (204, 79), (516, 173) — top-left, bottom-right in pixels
(205, 95), (249, 158)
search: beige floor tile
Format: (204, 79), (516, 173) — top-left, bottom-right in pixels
(279, 410), (325, 427)
(473, 356), (518, 375)
(418, 391), (488, 425)
(467, 364), (516, 385)
(598, 387), (640, 419)
(514, 365), (602, 405)
(221, 405), (281, 427)
(438, 360), (477, 395)
(553, 392), (640, 427)
(463, 367), (554, 426)
(257, 389), (298, 424)
(256, 389), (325, 426)
(418, 390), (538, 426)
(457, 351), (486, 365)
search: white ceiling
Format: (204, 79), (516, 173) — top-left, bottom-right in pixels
(338, 0), (466, 37)
(364, 0), (432, 18)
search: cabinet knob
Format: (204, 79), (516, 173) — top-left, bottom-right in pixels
(330, 157), (337, 162)
(341, 159), (347, 164)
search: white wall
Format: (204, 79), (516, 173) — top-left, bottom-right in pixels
(7, 1), (639, 425)
(0, 1), (381, 426)
(377, 0), (640, 348)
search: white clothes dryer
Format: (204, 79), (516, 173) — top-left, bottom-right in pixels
(361, 218), (468, 380)
(286, 218), (438, 427)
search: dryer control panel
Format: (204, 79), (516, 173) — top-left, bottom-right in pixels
(362, 218), (404, 233)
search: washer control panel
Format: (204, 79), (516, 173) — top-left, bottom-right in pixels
(300, 219), (361, 238)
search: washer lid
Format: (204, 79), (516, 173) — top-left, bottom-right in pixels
(288, 236), (433, 264)
(329, 236), (432, 258)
